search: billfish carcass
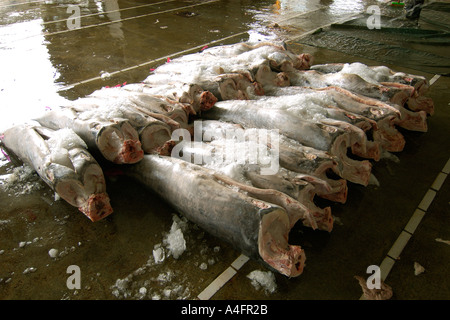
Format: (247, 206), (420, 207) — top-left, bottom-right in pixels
(1, 125), (113, 221)
(0, 40), (435, 278)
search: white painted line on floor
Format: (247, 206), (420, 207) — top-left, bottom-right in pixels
(231, 254), (250, 271)
(197, 266), (237, 300)
(41, 0), (178, 26)
(379, 256), (396, 282)
(46, 0), (220, 37)
(417, 189), (437, 212)
(443, 157), (450, 174)
(429, 74), (441, 86)
(431, 172), (448, 191)
(8, 0), (220, 44)
(275, 6), (326, 25)
(58, 30), (249, 92)
(359, 256), (396, 300)
(367, 155), (450, 299)
(197, 254), (249, 300)
(387, 231), (412, 260)
(404, 209), (426, 235)
(289, 13), (360, 42)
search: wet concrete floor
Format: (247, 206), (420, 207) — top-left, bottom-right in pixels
(0, 0), (449, 300)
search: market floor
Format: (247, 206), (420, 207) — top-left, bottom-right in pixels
(0, 0), (449, 300)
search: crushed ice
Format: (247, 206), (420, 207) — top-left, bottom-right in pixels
(110, 213), (220, 300)
(163, 216), (187, 260)
(1, 164), (44, 195)
(247, 270), (277, 294)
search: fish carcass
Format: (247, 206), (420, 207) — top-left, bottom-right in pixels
(202, 97), (374, 186)
(310, 62), (433, 115)
(1, 125), (113, 221)
(144, 42), (311, 101)
(124, 154), (306, 277)
(121, 81), (218, 115)
(264, 86), (410, 152)
(34, 107), (144, 164)
(173, 122), (336, 232)
(198, 120), (347, 204)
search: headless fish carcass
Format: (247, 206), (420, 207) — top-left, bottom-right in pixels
(1, 125), (113, 221)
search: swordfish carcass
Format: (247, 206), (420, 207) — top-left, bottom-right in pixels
(1, 125), (113, 221)
(188, 41), (313, 71)
(197, 120), (348, 204)
(283, 67), (415, 108)
(202, 99), (374, 186)
(310, 62), (433, 114)
(67, 88), (198, 155)
(144, 42), (311, 101)
(264, 86), (411, 152)
(121, 81), (218, 115)
(124, 154), (306, 277)
(34, 107), (144, 164)
(87, 86), (193, 128)
(172, 129), (334, 232)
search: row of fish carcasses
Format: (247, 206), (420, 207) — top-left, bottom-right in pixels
(0, 42), (433, 277)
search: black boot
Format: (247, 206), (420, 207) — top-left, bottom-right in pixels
(404, 0), (425, 20)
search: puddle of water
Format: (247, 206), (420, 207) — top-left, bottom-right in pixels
(0, 18), (68, 132)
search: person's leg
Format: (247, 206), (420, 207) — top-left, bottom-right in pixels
(404, 0), (425, 20)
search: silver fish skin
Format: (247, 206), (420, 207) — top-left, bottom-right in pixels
(1, 124), (113, 221)
(125, 154), (306, 277)
(34, 107), (144, 164)
(202, 100), (373, 186)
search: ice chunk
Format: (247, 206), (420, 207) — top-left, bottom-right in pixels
(414, 262), (425, 276)
(48, 248), (58, 258)
(436, 238), (450, 246)
(247, 270), (277, 294)
(139, 287), (147, 295)
(4, 165), (43, 195)
(23, 267), (36, 274)
(152, 245), (165, 264)
(368, 174), (380, 187)
(163, 217), (186, 259)
(340, 62), (381, 85)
